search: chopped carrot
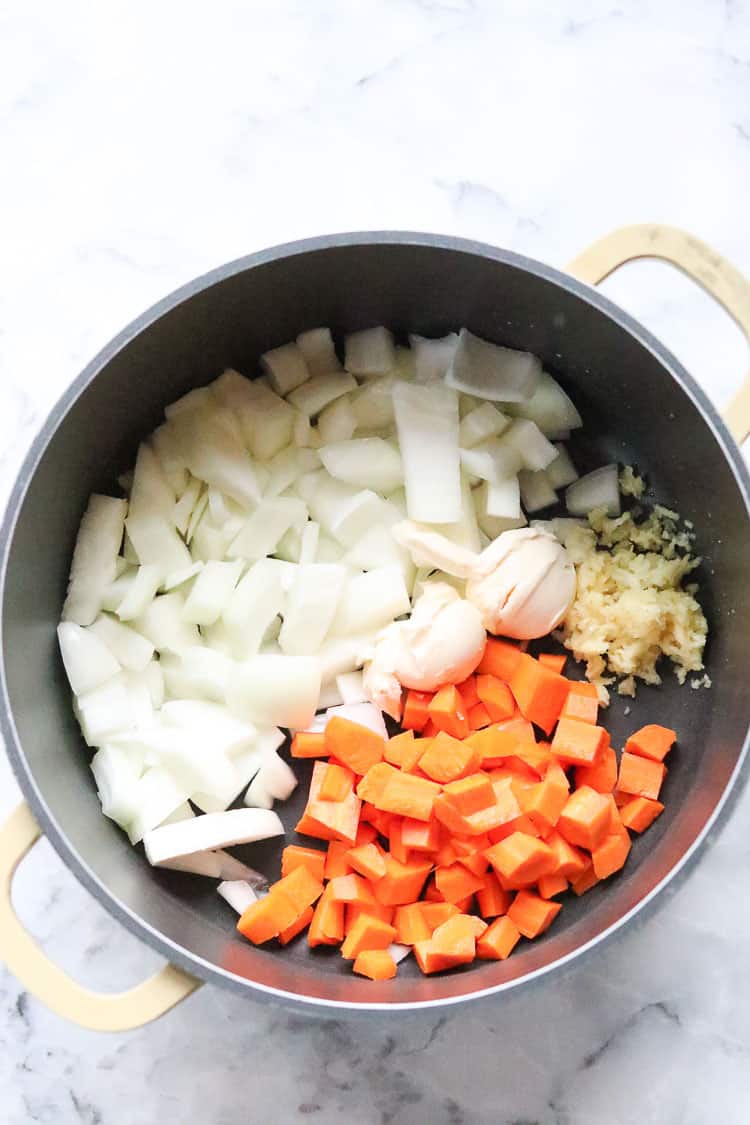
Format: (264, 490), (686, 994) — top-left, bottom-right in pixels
(318, 761), (355, 802)
(507, 890), (561, 938)
(418, 730), (480, 783)
(617, 752), (666, 800)
(442, 772), (496, 816)
(433, 794), (472, 835)
(272, 864), (325, 914)
(518, 773), (569, 831)
(566, 680), (599, 698)
(478, 638), (523, 680)
(428, 684), (470, 739)
(574, 744), (618, 794)
(538, 653), (567, 674)
(557, 786), (612, 851)
(485, 832), (557, 885)
(509, 653), (569, 735)
(386, 817), (410, 864)
(468, 702), (492, 730)
(475, 675), (517, 722)
(324, 840), (353, 880)
(346, 901), (394, 929)
(560, 684), (599, 725)
(237, 894), (298, 945)
(296, 760), (361, 845)
(290, 731), (327, 758)
(434, 840), (459, 867)
(415, 914), (482, 970)
(353, 949), (398, 980)
(308, 886), (345, 946)
(394, 903), (432, 945)
(419, 902), (460, 932)
(476, 915), (521, 959)
(466, 717), (536, 766)
(341, 913), (397, 959)
(570, 860), (599, 896)
(346, 842), (387, 881)
(413, 941), (453, 975)
(384, 730), (415, 767)
(476, 871), (512, 918)
(625, 724), (676, 763)
(377, 771), (442, 822)
(325, 717), (384, 775)
(355, 821), (378, 846)
(400, 816), (442, 852)
(356, 761), (399, 805)
(422, 719), (441, 738)
(537, 872), (568, 898)
(435, 863), (486, 904)
(281, 845), (326, 883)
(373, 855), (432, 906)
(544, 829), (588, 879)
(551, 717), (608, 766)
(618, 796), (664, 833)
(456, 675), (480, 710)
(278, 905), (314, 945)
(591, 828), (632, 879)
(402, 690), (432, 732)
(456, 850), (489, 877)
(328, 873), (376, 905)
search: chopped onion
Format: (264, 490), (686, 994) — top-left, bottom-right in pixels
(261, 342), (310, 395)
(222, 559), (287, 660)
(320, 438), (403, 495)
(181, 559), (243, 627)
(546, 443), (579, 490)
(343, 524), (414, 586)
(460, 439), (522, 483)
(446, 328), (542, 403)
(279, 564), (346, 656)
(228, 654), (321, 729)
(57, 622), (121, 696)
(331, 566), (410, 636)
(518, 469), (557, 513)
(508, 371), (582, 435)
(161, 561), (204, 593)
(336, 670), (368, 704)
(125, 766), (191, 844)
(393, 382), (462, 524)
(160, 700), (257, 756)
(388, 943), (412, 965)
(566, 464), (621, 517)
(170, 405), (263, 509)
(244, 772), (274, 810)
(530, 517), (585, 547)
(320, 702), (388, 739)
(62, 495), (128, 626)
(134, 592), (201, 655)
(350, 376), (397, 431)
(254, 752), (298, 801)
(484, 477), (522, 520)
(114, 564), (162, 621)
(392, 521), (477, 579)
(75, 675), (136, 746)
(317, 395), (356, 444)
(297, 327), (342, 376)
(90, 745), (143, 828)
(408, 333), (458, 383)
(501, 419), (558, 472)
(287, 372), (358, 417)
(344, 327), (396, 376)
(217, 880), (259, 913)
(228, 498), (308, 561)
(143, 807), (284, 866)
(458, 402), (510, 448)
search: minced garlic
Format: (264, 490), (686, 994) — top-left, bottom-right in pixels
(559, 502), (708, 700)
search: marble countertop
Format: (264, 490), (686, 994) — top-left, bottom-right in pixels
(2, 1), (750, 1122)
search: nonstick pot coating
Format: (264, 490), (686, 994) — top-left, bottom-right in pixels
(2, 233), (749, 1010)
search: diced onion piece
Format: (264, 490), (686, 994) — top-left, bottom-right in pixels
(261, 342), (310, 395)
(350, 376), (396, 430)
(218, 880), (259, 913)
(75, 676), (135, 746)
(408, 333), (458, 383)
(336, 670), (368, 704)
(57, 622), (121, 696)
(344, 327), (396, 376)
(318, 680), (344, 708)
(343, 525), (414, 586)
(169, 406), (263, 508)
(509, 372), (583, 435)
(244, 772), (274, 810)
(222, 558), (288, 661)
(143, 808), (284, 866)
(287, 373), (358, 417)
(172, 476), (203, 535)
(297, 327), (342, 376)
(279, 564), (346, 656)
(388, 943), (411, 964)
(181, 560), (243, 627)
(299, 521), (320, 566)
(90, 745), (142, 828)
(134, 592), (201, 655)
(62, 495), (128, 626)
(263, 447), (304, 500)
(446, 328), (542, 403)
(228, 655), (321, 729)
(186, 490), (209, 544)
(255, 752), (298, 801)
(566, 464), (621, 517)
(165, 386), (214, 418)
(518, 469), (557, 513)
(317, 634), (377, 682)
(161, 561), (204, 593)
(392, 521), (477, 579)
(160, 646), (235, 702)
(393, 382), (462, 524)
(321, 702), (388, 739)
(546, 443), (579, 490)
(530, 517), (585, 548)
(460, 439), (522, 483)
(129, 443), (175, 522)
(327, 489), (395, 548)
(89, 615), (154, 672)
(458, 402), (510, 448)
(157, 801), (195, 826)
(125, 512), (192, 579)
(501, 419), (558, 472)
(317, 395), (357, 444)
(239, 381), (296, 462)
(144, 659), (165, 708)
(227, 498), (308, 561)
(320, 438), (403, 495)
(125, 766), (191, 844)
(331, 566), (410, 636)
(114, 564), (161, 621)
(160, 700), (257, 756)
(485, 477), (522, 520)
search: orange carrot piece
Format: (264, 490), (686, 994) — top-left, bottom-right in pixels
(485, 832), (557, 885)
(324, 840), (353, 880)
(377, 771), (442, 822)
(290, 731), (328, 758)
(271, 864), (325, 913)
(478, 638), (523, 680)
(328, 873), (376, 905)
(434, 863), (485, 904)
(560, 685), (599, 725)
(413, 941), (453, 974)
(592, 828), (632, 879)
(574, 744), (618, 794)
(468, 702), (492, 730)
(625, 724), (676, 763)
(551, 717), (608, 766)
(318, 761), (355, 802)
(618, 796), (664, 833)
(419, 730), (482, 784)
(345, 901), (394, 930)
(509, 654), (569, 735)
(394, 903), (431, 944)
(346, 842), (387, 881)
(432, 794), (471, 836)
(428, 684), (470, 739)
(237, 894), (299, 945)
(475, 675), (517, 722)
(356, 761), (399, 805)
(570, 859), (599, 896)
(566, 680), (599, 698)
(544, 828), (587, 878)
(476, 870), (512, 918)
(278, 905), (314, 946)
(507, 889), (561, 938)
(429, 914), (485, 963)
(476, 915), (521, 959)
(617, 752), (666, 800)
(456, 850), (489, 877)
(466, 717), (536, 765)
(325, 716), (385, 775)
(518, 772), (570, 831)
(386, 817), (410, 864)
(402, 690), (432, 732)
(297, 760), (361, 845)
(400, 816), (442, 852)
(557, 786), (612, 851)
(538, 653), (567, 674)
(456, 675), (480, 710)
(537, 872), (568, 899)
(442, 772), (496, 816)
(353, 949), (397, 980)
(308, 886), (345, 946)
(373, 855), (433, 906)
(419, 902), (460, 932)
(384, 730), (415, 767)
(281, 845), (326, 883)
(341, 913), (397, 959)
(355, 821), (378, 846)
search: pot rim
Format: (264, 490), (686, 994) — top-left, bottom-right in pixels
(2, 230), (750, 1012)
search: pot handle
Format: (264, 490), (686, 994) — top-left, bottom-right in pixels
(0, 802), (200, 1031)
(567, 223), (750, 443)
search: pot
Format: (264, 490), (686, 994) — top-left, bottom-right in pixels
(2, 224), (750, 1029)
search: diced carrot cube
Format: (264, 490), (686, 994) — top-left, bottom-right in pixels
(509, 654), (569, 735)
(617, 752), (666, 800)
(570, 860), (599, 896)
(324, 840), (353, 880)
(557, 786), (612, 850)
(476, 915), (521, 959)
(419, 902), (460, 932)
(402, 690), (431, 732)
(394, 903), (432, 945)
(341, 913), (397, 959)
(345, 901), (394, 929)
(237, 894), (298, 945)
(456, 675), (480, 710)
(485, 832), (557, 885)
(468, 702), (492, 730)
(476, 871), (512, 918)
(561, 685), (599, 725)
(325, 717), (384, 775)
(478, 638), (523, 680)
(574, 744), (618, 794)
(387, 817), (410, 864)
(551, 717), (608, 766)
(278, 905), (314, 946)
(618, 796), (664, 833)
(507, 889), (561, 938)
(271, 864), (325, 913)
(308, 886), (345, 946)
(318, 761), (355, 802)
(538, 653), (567, 674)
(353, 949), (397, 980)
(591, 829), (632, 879)
(456, 850), (490, 877)
(377, 771), (442, 822)
(290, 731), (327, 758)
(328, 873), (376, 905)
(346, 842), (387, 881)
(476, 675), (517, 722)
(281, 845), (326, 883)
(373, 855), (432, 906)
(518, 774), (569, 831)
(442, 772), (496, 816)
(384, 730), (415, 767)
(625, 724), (676, 763)
(428, 684), (470, 739)
(544, 828), (588, 879)
(400, 816), (442, 852)
(434, 863), (485, 904)
(418, 730), (480, 783)
(537, 872), (569, 898)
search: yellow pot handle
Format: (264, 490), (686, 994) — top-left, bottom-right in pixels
(0, 802), (200, 1031)
(567, 223), (750, 443)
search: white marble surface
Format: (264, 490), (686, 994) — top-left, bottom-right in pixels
(2, 1), (750, 1122)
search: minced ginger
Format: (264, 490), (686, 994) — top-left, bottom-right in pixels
(558, 474), (708, 702)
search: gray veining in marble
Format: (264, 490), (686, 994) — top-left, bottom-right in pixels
(2, 1), (750, 1122)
